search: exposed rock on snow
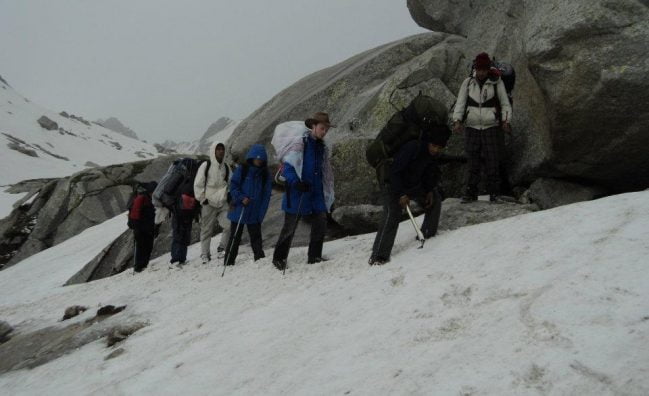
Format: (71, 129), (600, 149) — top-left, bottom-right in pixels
(36, 115), (58, 131)
(527, 178), (607, 209)
(62, 305), (87, 321)
(0, 320), (13, 343)
(95, 117), (139, 140)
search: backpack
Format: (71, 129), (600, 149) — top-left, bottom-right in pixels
(365, 93), (446, 169)
(127, 182), (155, 229)
(201, 160), (230, 191)
(152, 158), (200, 209)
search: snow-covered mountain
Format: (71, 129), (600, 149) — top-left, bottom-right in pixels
(161, 117), (239, 155)
(95, 117), (139, 140)
(0, 77), (161, 216)
(0, 191), (647, 394)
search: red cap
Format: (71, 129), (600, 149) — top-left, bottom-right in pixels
(474, 52), (491, 70)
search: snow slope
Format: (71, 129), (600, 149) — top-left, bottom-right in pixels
(0, 80), (160, 187)
(0, 192), (648, 395)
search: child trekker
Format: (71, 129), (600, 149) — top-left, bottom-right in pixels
(223, 144), (272, 266)
(127, 181), (158, 272)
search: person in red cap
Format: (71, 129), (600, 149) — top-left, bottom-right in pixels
(452, 52), (512, 202)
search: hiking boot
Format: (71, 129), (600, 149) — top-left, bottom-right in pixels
(217, 246), (225, 253)
(254, 252), (266, 261)
(461, 194), (477, 204)
(307, 256), (328, 264)
(201, 255), (210, 264)
(273, 259), (287, 271)
(368, 256), (389, 266)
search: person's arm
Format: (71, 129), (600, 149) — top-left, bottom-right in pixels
(435, 153), (468, 164)
(193, 162), (207, 203)
(228, 166), (246, 204)
(452, 78), (470, 125)
(497, 79), (512, 124)
(282, 162), (300, 186)
(390, 141), (419, 198)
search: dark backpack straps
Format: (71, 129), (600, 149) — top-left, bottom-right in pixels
(224, 164), (230, 182)
(203, 160), (211, 191)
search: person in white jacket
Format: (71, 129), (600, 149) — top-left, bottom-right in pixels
(452, 52), (512, 203)
(194, 142), (232, 263)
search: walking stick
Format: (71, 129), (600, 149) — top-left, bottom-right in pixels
(406, 204), (425, 249)
(222, 207), (245, 277)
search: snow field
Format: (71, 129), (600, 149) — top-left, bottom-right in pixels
(0, 192), (648, 395)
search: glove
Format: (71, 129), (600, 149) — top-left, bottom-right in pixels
(295, 181), (311, 192)
(425, 191), (434, 209)
(242, 197), (251, 206)
(398, 195), (410, 209)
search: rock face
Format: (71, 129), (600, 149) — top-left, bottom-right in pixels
(0, 320), (13, 343)
(527, 178), (606, 210)
(229, 32), (469, 206)
(0, 157), (183, 269)
(95, 117), (139, 140)
(37, 116), (58, 131)
(407, 0), (649, 192)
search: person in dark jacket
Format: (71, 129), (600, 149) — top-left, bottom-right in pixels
(170, 177), (200, 265)
(128, 182), (158, 272)
(272, 112), (335, 270)
(369, 127), (465, 265)
(223, 144), (272, 266)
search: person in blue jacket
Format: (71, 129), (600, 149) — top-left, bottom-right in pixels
(272, 112), (335, 270)
(223, 144), (272, 266)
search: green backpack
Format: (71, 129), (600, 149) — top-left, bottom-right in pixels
(365, 93), (447, 169)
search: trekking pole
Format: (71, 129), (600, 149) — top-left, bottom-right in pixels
(222, 207), (245, 277)
(283, 194), (304, 276)
(406, 204), (425, 249)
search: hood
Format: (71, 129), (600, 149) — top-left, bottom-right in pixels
(209, 141), (225, 164)
(245, 144), (268, 164)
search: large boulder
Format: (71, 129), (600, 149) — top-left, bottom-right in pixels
(37, 116), (58, 131)
(526, 178), (606, 210)
(228, 32), (469, 205)
(407, 0), (649, 191)
(0, 157), (181, 268)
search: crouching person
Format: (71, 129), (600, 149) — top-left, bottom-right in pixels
(171, 179), (200, 265)
(223, 144), (272, 266)
(369, 129), (463, 265)
(128, 182), (158, 272)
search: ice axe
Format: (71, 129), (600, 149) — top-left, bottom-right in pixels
(406, 204), (425, 249)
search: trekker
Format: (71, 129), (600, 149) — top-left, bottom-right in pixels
(452, 52), (512, 202)
(368, 127), (463, 265)
(193, 142), (232, 264)
(170, 174), (200, 265)
(128, 181), (158, 272)
(272, 112), (335, 271)
(223, 144), (272, 266)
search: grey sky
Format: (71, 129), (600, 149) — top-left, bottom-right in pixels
(0, 0), (426, 142)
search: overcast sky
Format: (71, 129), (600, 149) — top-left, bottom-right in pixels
(0, 0), (427, 142)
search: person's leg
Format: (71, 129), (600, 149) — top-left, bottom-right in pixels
(307, 212), (327, 262)
(464, 128), (482, 199)
(170, 214), (181, 263)
(133, 231), (144, 271)
(371, 184), (402, 262)
(247, 223), (264, 260)
(273, 213), (299, 262)
(420, 189), (442, 239)
(178, 217), (192, 263)
(483, 127), (501, 197)
(217, 208), (231, 252)
(199, 205), (217, 260)
(224, 221), (245, 266)
(141, 232), (154, 269)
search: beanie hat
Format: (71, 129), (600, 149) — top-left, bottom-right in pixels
(474, 52), (492, 70)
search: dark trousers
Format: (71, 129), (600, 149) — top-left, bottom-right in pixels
(223, 222), (264, 266)
(133, 230), (154, 272)
(371, 185), (442, 260)
(273, 212), (327, 262)
(465, 127), (501, 195)
(171, 214), (192, 263)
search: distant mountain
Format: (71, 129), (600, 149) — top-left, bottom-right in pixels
(95, 117), (139, 140)
(0, 78), (161, 187)
(161, 117), (239, 155)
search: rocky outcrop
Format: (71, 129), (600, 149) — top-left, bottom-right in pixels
(0, 320), (13, 343)
(228, 32), (469, 204)
(0, 157), (183, 269)
(95, 117), (139, 140)
(407, 0), (649, 192)
(37, 116), (58, 131)
(526, 178), (606, 210)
